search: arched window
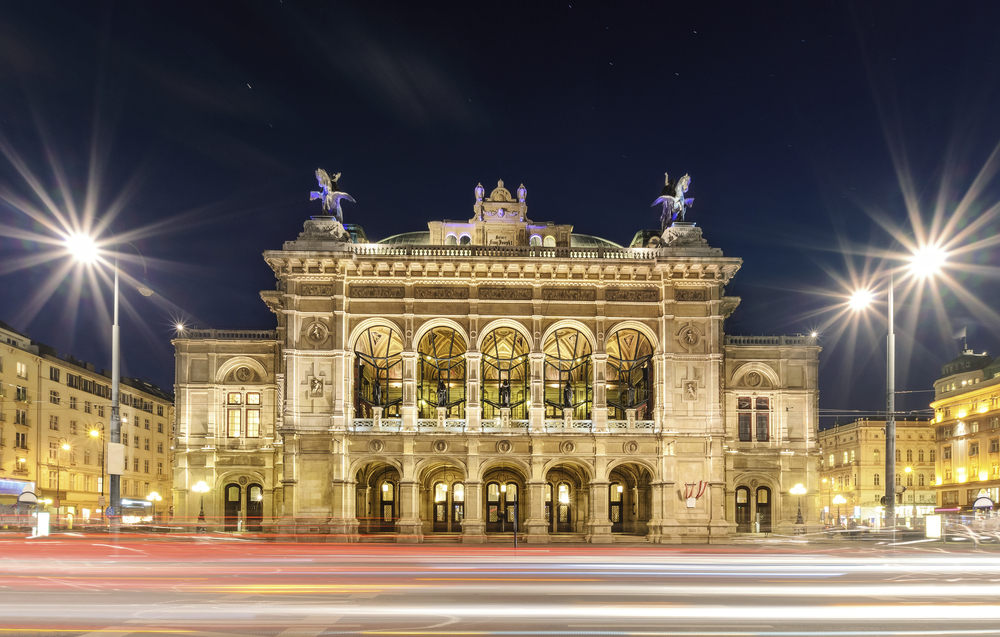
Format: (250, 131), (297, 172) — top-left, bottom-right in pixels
(895, 449), (901, 462)
(874, 473), (880, 486)
(843, 452), (849, 464)
(445, 234), (458, 245)
(606, 328), (654, 420)
(543, 235), (556, 247)
(918, 449), (924, 462)
(354, 325), (404, 418)
(895, 473), (901, 484)
(459, 234), (472, 245)
(906, 449), (913, 462)
(543, 327), (593, 419)
(480, 328), (530, 420)
(529, 234), (542, 246)
(417, 326), (467, 419)
(930, 449), (936, 462)
(918, 473), (925, 486)
(906, 474), (913, 487)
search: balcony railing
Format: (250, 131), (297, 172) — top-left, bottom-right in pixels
(345, 243), (659, 261)
(182, 329), (277, 340)
(725, 335), (816, 346)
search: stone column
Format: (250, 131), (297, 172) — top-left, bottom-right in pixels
(461, 479), (485, 543)
(586, 480), (613, 543)
(466, 351), (481, 431)
(529, 352), (544, 432)
(592, 352), (608, 431)
(401, 351), (417, 432)
(395, 479), (423, 543)
(524, 478), (549, 543)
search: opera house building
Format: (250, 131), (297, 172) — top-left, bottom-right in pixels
(171, 177), (820, 543)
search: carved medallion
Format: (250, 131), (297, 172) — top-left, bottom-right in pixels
(624, 440), (639, 455)
(308, 376), (323, 397)
(238, 476), (248, 486)
(235, 367), (252, 382)
(496, 440), (513, 454)
(369, 440), (385, 453)
(305, 321), (328, 344)
(749, 478), (759, 489)
(560, 441), (576, 455)
(746, 372), (762, 387)
(683, 381), (697, 401)
(433, 440), (449, 453)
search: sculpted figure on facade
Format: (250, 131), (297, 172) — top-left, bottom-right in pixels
(652, 172), (695, 229)
(310, 168), (356, 223)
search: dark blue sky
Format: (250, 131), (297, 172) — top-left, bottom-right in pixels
(2, 1), (1000, 425)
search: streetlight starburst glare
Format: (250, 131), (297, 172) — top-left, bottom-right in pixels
(909, 244), (947, 279)
(65, 233), (98, 263)
(849, 289), (874, 311)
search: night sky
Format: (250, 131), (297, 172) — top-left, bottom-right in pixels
(3, 1), (1000, 427)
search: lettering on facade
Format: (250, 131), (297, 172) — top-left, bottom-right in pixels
(674, 288), (706, 302)
(479, 287), (532, 301)
(350, 286), (405, 299)
(606, 288), (659, 303)
(542, 288), (596, 301)
(300, 284), (333, 296)
(414, 287), (469, 300)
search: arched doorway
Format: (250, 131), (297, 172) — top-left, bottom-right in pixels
(224, 483), (241, 531)
(735, 486), (751, 532)
(543, 328), (592, 420)
(608, 463), (652, 535)
(756, 486), (772, 533)
(417, 327), (467, 419)
(357, 463), (400, 534)
(246, 483), (263, 532)
(480, 328), (530, 421)
(545, 464), (590, 534)
(606, 328), (654, 420)
(354, 325), (404, 418)
(426, 464), (465, 533)
(484, 467), (522, 534)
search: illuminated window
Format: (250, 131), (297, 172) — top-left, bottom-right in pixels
(246, 410), (260, 437)
(228, 410), (242, 437)
(228, 392), (242, 405)
(930, 449), (936, 462)
(943, 446), (952, 460)
(990, 438), (999, 453)
(906, 474), (913, 487)
(829, 454), (835, 466)
(247, 393), (260, 405)
(918, 449), (924, 462)
(906, 449), (912, 462)
(874, 473), (880, 486)
(843, 452), (849, 464)
(918, 473), (925, 486)
(874, 449), (880, 463)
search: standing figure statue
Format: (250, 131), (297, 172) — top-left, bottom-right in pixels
(499, 378), (511, 407)
(372, 381), (382, 406)
(563, 380), (574, 408)
(652, 173), (695, 229)
(437, 379), (449, 407)
(310, 168), (356, 223)
(627, 384), (636, 407)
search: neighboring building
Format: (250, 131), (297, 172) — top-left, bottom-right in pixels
(931, 348), (1000, 511)
(817, 418), (937, 526)
(172, 177), (821, 543)
(0, 320), (174, 524)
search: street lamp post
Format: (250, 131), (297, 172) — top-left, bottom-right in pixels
(791, 483), (807, 527)
(193, 481), (210, 533)
(147, 491), (162, 523)
(54, 439), (71, 528)
(833, 494), (847, 526)
(89, 426), (105, 520)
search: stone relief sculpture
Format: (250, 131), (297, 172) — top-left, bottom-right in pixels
(652, 173), (694, 229)
(310, 169), (356, 223)
(499, 378), (511, 407)
(310, 377), (323, 396)
(436, 379), (448, 407)
(563, 381), (574, 408)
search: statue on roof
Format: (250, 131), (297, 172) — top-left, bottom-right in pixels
(310, 169), (356, 223)
(652, 173), (694, 230)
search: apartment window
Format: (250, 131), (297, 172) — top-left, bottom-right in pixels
(970, 442), (980, 456)
(84, 400), (92, 414)
(972, 421), (980, 434)
(134, 415), (139, 427)
(133, 458), (139, 471)
(84, 450), (91, 465)
(990, 438), (1000, 453)
(15, 409), (26, 425)
(246, 410), (260, 437)
(895, 449), (901, 462)
(17, 362), (28, 379)
(895, 473), (901, 484)
(15, 432), (27, 448)
(48, 470), (57, 488)
(906, 474), (913, 487)
(157, 461), (163, 475)
(144, 438), (150, 451)
(918, 449), (924, 462)
(97, 405), (105, 417)
(992, 417), (999, 430)
(946, 468), (953, 480)
(49, 390), (60, 404)
(16, 386), (27, 402)
(874, 473), (880, 486)
(905, 449), (912, 462)
(144, 459), (149, 474)
(157, 422), (163, 434)
(843, 452), (848, 464)
(850, 450), (855, 462)
(918, 473), (925, 486)
(930, 449), (936, 462)
(49, 415), (58, 430)
(69, 421), (77, 435)
(829, 454), (835, 466)
(156, 442), (163, 454)
(228, 410), (242, 437)
(993, 462), (999, 478)
(157, 405), (164, 417)
(943, 446), (952, 460)
(874, 449), (880, 463)
(144, 419), (150, 430)
(68, 396), (77, 410)
(133, 435), (140, 448)
(49, 441), (58, 460)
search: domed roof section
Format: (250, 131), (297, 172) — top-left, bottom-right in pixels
(982, 356), (1000, 381)
(940, 349), (991, 379)
(378, 231), (431, 245)
(571, 234), (624, 249)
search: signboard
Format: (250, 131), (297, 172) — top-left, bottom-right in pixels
(107, 442), (125, 475)
(925, 514), (942, 539)
(105, 506), (115, 517)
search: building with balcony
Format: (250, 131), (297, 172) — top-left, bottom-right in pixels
(931, 348), (1000, 511)
(0, 319), (174, 525)
(818, 418), (937, 526)
(171, 177), (821, 543)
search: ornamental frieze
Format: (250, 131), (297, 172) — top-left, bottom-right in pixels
(674, 288), (707, 302)
(350, 285), (405, 299)
(542, 288), (596, 301)
(415, 286), (469, 300)
(479, 287), (532, 301)
(300, 284), (333, 296)
(605, 288), (658, 303)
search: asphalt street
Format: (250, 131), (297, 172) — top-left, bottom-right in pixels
(2, 534), (999, 636)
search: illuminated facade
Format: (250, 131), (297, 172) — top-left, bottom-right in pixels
(0, 320), (174, 524)
(817, 418), (937, 525)
(931, 349), (1000, 510)
(172, 179), (821, 542)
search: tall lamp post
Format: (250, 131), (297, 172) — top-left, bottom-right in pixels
(849, 245), (945, 530)
(832, 494), (847, 526)
(193, 481), (210, 533)
(89, 425), (105, 520)
(55, 439), (70, 527)
(67, 237), (153, 529)
(146, 491), (162, 523)
(791, 483), (807, 527)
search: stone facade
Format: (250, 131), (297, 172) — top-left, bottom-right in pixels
(171, 179), (821, 542)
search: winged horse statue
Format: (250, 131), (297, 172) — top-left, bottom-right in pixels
(652, 173), (694, 229)
(310, 169), (355, 223)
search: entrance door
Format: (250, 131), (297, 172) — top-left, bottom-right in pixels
(452, 482), (464, 532)
(224, 484), (241, 531)
(486, 481), (518, 533)
(555, 482), (572, 532)
(756, 486), (772, 533)
(433, 482), (448, 532)
(379, 480), (396, 532)
(735, 487), (751, 532)
(247, 483), (263, 532)
(610, 482), (624, 533)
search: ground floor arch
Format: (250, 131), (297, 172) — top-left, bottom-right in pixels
(608, 462), (652, 535)
(356, 462), (401, 533)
